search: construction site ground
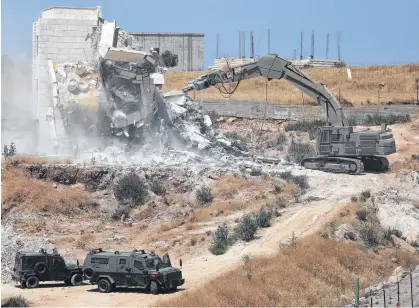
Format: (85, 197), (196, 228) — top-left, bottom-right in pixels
(1, 118), (419, 307)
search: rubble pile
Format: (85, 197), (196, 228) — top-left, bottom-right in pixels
(46, 20), (294, 173)
(1, 223), (52, 283)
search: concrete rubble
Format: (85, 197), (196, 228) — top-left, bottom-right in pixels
(45, 20), (293, 172)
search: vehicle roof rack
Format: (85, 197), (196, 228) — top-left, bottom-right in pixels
(91, 248), (103, 254)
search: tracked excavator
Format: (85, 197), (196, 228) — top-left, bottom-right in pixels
(182, 54), (396, 174)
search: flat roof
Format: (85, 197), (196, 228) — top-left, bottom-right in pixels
(129, 32), (204, 37)
(42, 6), (101, 12)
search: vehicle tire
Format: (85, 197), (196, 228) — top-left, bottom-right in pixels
(169, 285), (178, 292)
(150, 281), (159, 295)
(26, 276), (39, 289)
(34, 262), (47, 275)
(71, 273), (83, 286)
(64, 279), (71, 285)
(83, 268), (94, 280)
(97, 279), (111, 293)
(20, 281), (27, 289)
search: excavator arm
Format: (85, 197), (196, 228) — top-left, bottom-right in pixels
(182, 54), (348, 127)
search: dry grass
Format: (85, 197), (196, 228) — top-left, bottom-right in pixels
(164, 64), (419, 106)
(158, 235), (419, 307)
(1, 167), (96, 215)
(1, 154), (73, 165)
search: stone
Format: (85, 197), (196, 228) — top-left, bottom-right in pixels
(68, 79), (78, 92)
(392, 235), (416, 253)
(78, 82), (89, 93)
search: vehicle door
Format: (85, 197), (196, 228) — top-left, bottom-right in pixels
(131, 259), (149, 287)
(116, 256), (130, 286)
(52, 257), (68, 280)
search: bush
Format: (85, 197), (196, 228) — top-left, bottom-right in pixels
(3, 141), (17, 158)
(114, 173), (149, 206)
(209, 223), (230, 255)
(1, 295), (29, 307)
(255, 208), (273, 228)
(161, 50), (178, 67)
(360, 223), (382, 248)
(150, 179), (166, 196)
(224, 131), (249, 144)
(279, 171), (293, 181)
(274, 184), (283, 194)
(356, 209), (368, 221)
(287, 141), (316, 163)
(279, 172), (309, 192)
(285, 119), (326, 136)
(292, 175), (309, 192)
(363, 113), (410, 125)
(351, 195), (358, 202)
(234, 214), (258, 242)
(111, 205), (130, 221)
(270, 196), (288, 209)
(196, 185), (214, 205)
(250, 168), (262, 176)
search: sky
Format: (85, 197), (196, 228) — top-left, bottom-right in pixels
(1, 0), (419, 67)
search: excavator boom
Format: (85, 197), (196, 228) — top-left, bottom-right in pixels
(182, 53), (396, 175)
(183, 54), (348, 127)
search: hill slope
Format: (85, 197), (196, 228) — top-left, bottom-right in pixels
(164, 64), (419, 106)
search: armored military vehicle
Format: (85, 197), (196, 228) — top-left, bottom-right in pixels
(12, 248), (83, 288)
(82, 248), (184, 294)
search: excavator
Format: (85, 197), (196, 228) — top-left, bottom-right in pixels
(181, 54), (396, 174)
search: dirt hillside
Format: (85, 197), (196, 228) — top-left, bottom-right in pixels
(164, 64), (419, 106)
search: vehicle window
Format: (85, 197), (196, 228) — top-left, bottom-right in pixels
(91, 258), (109, 264)
(134, 260), (144, 270)
(145, 257), (167, 270)
(53, 258), (65, 267)
(119, 259), (126, 265)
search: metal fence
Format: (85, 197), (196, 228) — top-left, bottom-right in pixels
(352, 267), (418, 307)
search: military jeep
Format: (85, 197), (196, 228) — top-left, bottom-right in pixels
(12, 248), (83, 288)
(82, 248), (184, 294)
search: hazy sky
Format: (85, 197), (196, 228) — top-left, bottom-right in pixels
(2, 0), (418, 67)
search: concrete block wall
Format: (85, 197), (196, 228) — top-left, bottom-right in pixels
(33, 6), (101, 154)
(130, 33), (204, 72)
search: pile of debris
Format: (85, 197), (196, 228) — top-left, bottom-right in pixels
(46, 20), (294, 172)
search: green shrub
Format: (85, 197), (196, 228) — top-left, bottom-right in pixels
(150, 179), (166, 196)
(111, 205), (130, 221)
(209, 223), (230, 255)
(1, 295), (29, 307)
(114, 173), (149, 206)
(196, 185), (214, 204)
(363, 113), (410, 125)
(287, 141), (316, 163)
(356, 209), (368, 221)
(255, 208), (273, 228)
(234, 214), (258, 242)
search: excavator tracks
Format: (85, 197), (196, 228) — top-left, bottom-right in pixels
(361, 156), (389, 172)
(301, 157), (364, 175)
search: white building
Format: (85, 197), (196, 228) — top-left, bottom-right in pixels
(32, 6), (101, 153)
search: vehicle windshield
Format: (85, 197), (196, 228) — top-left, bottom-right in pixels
(145, 257), (168, 270)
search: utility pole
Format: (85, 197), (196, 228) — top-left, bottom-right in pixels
(415, 77), (419, 105)
(310, 29), (315, 59)
(268, 29), (270, 53)
(238, 31), (241, 58)
(300, 31), (303, 59)
(250, 31), (254, 58)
